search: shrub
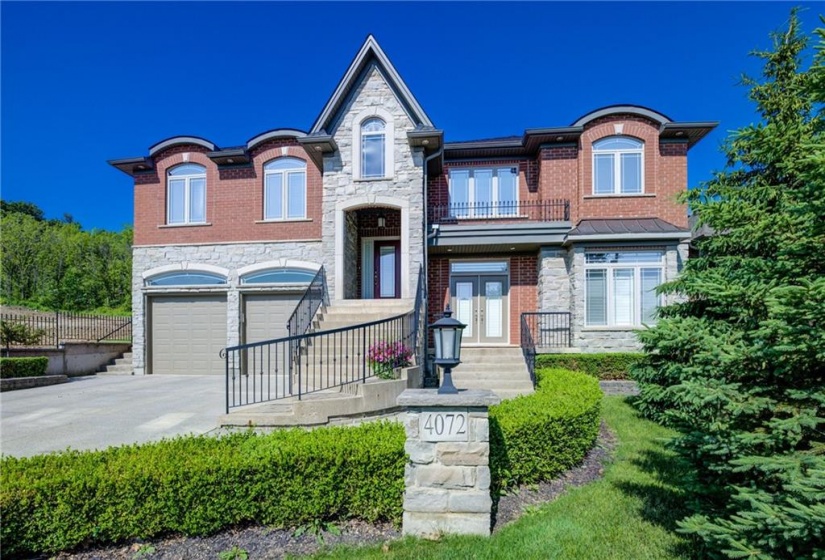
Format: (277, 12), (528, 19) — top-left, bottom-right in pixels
(535, 353), (642, 380)
(0, 421), (405, 557)
(0, 320), (46, 351)
(489, 368), (602, 493)
(0, 357), (48, 379)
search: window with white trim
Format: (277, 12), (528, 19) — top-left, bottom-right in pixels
(361, 118), (386, 178)
(167, 164), (206, 225)
(264, 158), (306, 220)
(585, 251), (663, 327)
(448, 167), (518, 218)
(593, 137), (643, 195)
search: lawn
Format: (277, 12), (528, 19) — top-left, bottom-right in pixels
(306, 397), (701, 560)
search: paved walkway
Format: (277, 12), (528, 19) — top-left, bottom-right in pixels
(1, 375), (225, 457)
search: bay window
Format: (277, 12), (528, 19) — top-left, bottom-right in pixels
(585, 251), (663, 327)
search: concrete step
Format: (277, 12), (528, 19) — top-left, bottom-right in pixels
(447, 379), (534, 391)
(329, 299), (414, 308)
(114, 357), (132, 366)
(451, 371), (532, 381)
(122, 352), (133, 360)
(459, 355), (527, 366)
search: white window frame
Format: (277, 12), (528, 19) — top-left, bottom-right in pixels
(447, 167), (519, 218)
(352, 108), (395, 180)
(584, 251), (663, 327)
(263, 157), (306, 221)
(592, 136), (644, 195)
(167, 164), (207, 225)
(360, 118), (386, 179)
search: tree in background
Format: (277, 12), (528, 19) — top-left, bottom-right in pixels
(0, 201), (132, 313)
(633, 12), (824, 559)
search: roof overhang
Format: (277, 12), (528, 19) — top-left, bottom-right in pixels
(297, 134), (339, 169)
(430, 222), (571, 253)
(108, 157), (154, 176)
(148, 136), (216, 156)
(563, 231), (692, 246)
(207, 148), (250, 166)
(659, 122), (718, 149)
(246, 129), (307, 151)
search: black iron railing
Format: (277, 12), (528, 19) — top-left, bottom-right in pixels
(521, 312), (573, 349)
(223, 268), (425, 413)
(520, 314), (537, 387)
(286, 266), (328, 339)
(410, 265), (426, 367)
(0, 311), (133, 348)
(429, 199), (570, 224)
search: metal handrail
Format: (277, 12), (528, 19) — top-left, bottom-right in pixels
(520, 314), (537, 387)
(429, 199), (570, 224)
(521, 311), (573, 349)
(96, 318), (133, 342)
(286, 266), (328, 338)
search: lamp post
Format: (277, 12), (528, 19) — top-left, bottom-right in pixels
(429, 305), (466, 394)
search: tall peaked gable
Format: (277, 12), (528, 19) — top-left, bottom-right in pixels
(310, 35), (433, 135)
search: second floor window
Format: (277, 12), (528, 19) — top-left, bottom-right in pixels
(264, 158), (306, 220)
(361, 118), (386, 178)
(593, 137), (643, 195)
(167, 163), (206, 225)
(449, 167), (518, 218)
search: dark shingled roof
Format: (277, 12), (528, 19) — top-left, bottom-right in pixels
(569, 218), (685, 236)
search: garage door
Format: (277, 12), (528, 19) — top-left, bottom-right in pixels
(243, 293), (303, 344)
(150, 295), (227, 375)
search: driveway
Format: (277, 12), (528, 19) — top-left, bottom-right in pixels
(1, 375), (225, 457)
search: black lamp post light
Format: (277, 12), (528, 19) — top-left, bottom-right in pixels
(430, 305), (466, 394)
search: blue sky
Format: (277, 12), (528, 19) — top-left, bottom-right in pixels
(1, 2), (821, 231)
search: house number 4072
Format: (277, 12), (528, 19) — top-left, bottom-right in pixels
(421, 411), (468, 442)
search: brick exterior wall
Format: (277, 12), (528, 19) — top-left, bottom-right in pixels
(133, 140), (322, 247)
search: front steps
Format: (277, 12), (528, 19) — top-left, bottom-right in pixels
(447, 346), (534, 400)
(313, 299), (414, 331)
(98, 350), (133, 375)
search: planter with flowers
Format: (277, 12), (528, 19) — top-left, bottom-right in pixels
(367, 341), (413, 380)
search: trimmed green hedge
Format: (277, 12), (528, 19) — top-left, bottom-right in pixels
(489, 368), (602, 492)
(0, 357), (48, 379)
(535, 353), (643, 380)
(0, 421), (405, 557)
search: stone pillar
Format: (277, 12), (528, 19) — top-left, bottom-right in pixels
(397, 389), (501, 538)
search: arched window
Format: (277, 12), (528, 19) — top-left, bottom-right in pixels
(167, 164), (207, 224)
(592, 137), (643, 195)
(360, 118), (386, 178)
(264, 158), (306, 220)
(241, 268), (316, 285)
(145, 271), (226, 286)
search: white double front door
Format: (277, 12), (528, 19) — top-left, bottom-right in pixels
(450, 275), (509, 344)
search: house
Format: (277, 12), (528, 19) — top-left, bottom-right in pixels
(110, 35), (716, 382)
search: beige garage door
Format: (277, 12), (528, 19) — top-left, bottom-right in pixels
(243, 293), (303, 344)
(150, 295), (227, 375)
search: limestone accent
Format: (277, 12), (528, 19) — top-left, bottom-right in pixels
(398, 389), (500, 538)
(132, 242), (322, 375)
(538, 247), (571, 312)
(322, 65), (425, 302)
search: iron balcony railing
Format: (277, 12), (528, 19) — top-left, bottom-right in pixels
(222, 266), (426, 413)
(429, 199), (570, 224)
(0, 311), (133, 348)
(521, 312), (573, 349)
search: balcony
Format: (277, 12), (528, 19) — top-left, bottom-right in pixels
(429, 199), (569, 225)
(428, 200), (572, 254)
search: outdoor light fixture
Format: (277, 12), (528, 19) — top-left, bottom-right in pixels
(429, 305), (466, 394)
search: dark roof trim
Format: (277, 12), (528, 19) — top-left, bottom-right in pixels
(246, 129), (307, 150)
(310, 35), (433, 134)
(660, 122), (718, 149)
(207, 148), (250, 166)
(297, 134), (339, 169)
(148, 136), (216, 156)
(572, 105), (673, 127)
(108, 157), (154, 177)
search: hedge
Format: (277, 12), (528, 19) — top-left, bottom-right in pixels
(0, 357), (48, 379)
(534, 352), (643, 380)
(489, 368), (602, 492)
(0, 421), (406, 557)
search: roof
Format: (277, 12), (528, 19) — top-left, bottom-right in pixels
(309, 35), (433, 135)
(564, 218), (691, 244)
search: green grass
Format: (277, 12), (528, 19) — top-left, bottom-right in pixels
(304, 397), (701, 560)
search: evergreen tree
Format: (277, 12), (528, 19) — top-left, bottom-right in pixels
(633, 12), (825, 559)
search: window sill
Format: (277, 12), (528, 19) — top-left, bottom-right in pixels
(583, 193), (654, 199)
(255, 218), (313, 224)
(158, 222), (212, 229)
(582, 325), (652, 332)
(354, 177), (393, 183)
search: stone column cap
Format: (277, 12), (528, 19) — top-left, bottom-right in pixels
(397, 389), (501, 408)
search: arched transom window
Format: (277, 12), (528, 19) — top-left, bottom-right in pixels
(167, 163), (206, 224)
(592, 137), (643, 195)
(360, 118), (386, 178)
(264, 158), (306, 220)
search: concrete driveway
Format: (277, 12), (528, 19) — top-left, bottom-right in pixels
(1, 375), (225, 457)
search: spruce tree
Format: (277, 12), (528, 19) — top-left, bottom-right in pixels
(633, 12), (825, 559)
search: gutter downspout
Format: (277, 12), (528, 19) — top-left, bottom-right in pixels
(422, 146), (443, 388)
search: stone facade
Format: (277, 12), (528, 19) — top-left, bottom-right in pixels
(322, 65), (425, 301)
(131, 241), (322, 375)
(398, 389), (500, 538)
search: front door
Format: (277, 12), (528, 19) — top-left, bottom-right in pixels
(450, 275), (509, 344)
(374, 240), (400, 299)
